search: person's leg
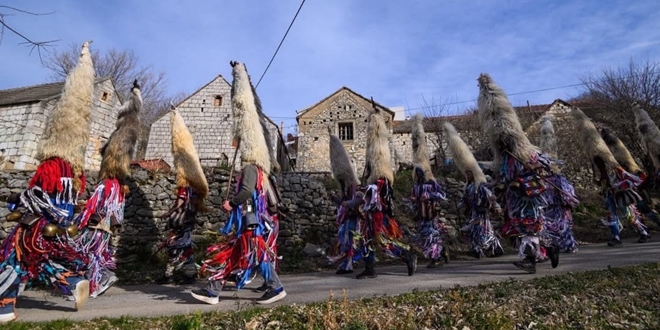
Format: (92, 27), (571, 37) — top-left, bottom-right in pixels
(0, 267), (20, 324)
(64, 275), (90, 311)
(256, 262), (287, 305)
(356, 251), (377, 279)
(190, 279), (222, 305)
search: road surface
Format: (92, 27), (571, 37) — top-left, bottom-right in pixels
(15, 239), (660, 322)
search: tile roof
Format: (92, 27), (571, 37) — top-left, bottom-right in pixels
(295, 86), (393, 119)
(0, 78), (111, 107)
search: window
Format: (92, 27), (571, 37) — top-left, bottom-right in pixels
(100, 92), (110, 102)
(232, 139), (238, 147)
(214, 95), (223, 106)
(338, 122), (354, 141)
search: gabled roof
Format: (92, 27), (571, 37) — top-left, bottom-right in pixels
(295, 86), (394, 120)
(0, 77), (113, 107)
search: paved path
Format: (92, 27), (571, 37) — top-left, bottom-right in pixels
(16, 239), (660, 322)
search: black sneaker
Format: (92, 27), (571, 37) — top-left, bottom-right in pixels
(406, 253), (418, 276)
(638, 235), (650, 243)
(356, 268), (377, 279)
(513, 258), (536, 274)
(252, 282), (268, 293)
(493, 246), (504, 257)
(155, 276), (173, 285)
(441, 248), (449, 264)
(255, 287), (287, 305)
(190, 289), (219, 305)
(547, 246), (559, 268)
(335, 269), (354, 275)
(607, 238), (622, 247)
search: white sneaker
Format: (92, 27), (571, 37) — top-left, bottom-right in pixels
(91, 275), (118, 298)
(73, 280), (90, 310)
(0, 311), (16, 323)
(190, 289), (219, 305)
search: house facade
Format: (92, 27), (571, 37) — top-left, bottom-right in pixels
(0, 78), (121, 170)
(145, 75), (282, 169)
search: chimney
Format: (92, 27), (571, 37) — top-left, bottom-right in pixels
(280, 121), (284, 134)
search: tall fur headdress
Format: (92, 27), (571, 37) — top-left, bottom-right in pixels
(230, 61), (271, 175)
(570, 108), (619, 173)
(251, 83), (281, 174)
(477, 73), (539, 168)
(98, 79), (142, 182)
(328, 127), (359, 197)
(411, 113), (434, 182)
(539, 115), (558, 159)
(37, 40), (95, 181)
(364, 99), (394, 184)
(632, 102), (660, 171)
(600, 128), (641, 174)
(443, 122), (486, 187)
(171, 106), (209, 208)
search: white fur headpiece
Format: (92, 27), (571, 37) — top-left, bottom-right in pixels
(539, 115), (558, 159)
(328, 128), (359, 197)
(37, 40), (95, 177)
(570, 108), (619, 172)
(364, 102), (394, 184)
(411, 113), (434, 182)
(230, 61), (271, 175)
(477, 73), (539, 168)
(171, 107), (209, 200)
(632, 102), (660, 171)
(600, 127), (641, 174)
(443, 122), (486, 187)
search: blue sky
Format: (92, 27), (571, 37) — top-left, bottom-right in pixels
(1, 0), (660, 134)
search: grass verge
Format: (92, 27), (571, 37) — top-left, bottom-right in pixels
(9, 263), (660, 330)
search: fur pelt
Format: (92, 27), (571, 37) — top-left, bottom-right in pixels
(477, 73), (539, 168)
(251, 80), (281, 174)
(98, 80), (142, 182)
(328, 128), (359, 197)
(364, 105), (394, 184)
(600, 128), (641, 174)
(570, 108), (619, 172)
(230, 61), (271, 175)
(171, 108), (209, 208)
(539, 115), (558, 159)
(411, 113), (434, 182)
(443, 122), (486, 187)
(633, 102), (660, 171)
(37, 40), (94, 184)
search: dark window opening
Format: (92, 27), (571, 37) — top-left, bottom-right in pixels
(100, 92), (110, 102)
(338, 122), (354, 141)
(201, 107), (204, 112)
(203, 99), (206, 104)
(314, 137), (319, 141)
(214, 95), (223, 106)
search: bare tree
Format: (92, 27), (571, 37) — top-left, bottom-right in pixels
(0, 5), (59, 62)
(420, 96), (452, 166)
(578, 58), (660, 173)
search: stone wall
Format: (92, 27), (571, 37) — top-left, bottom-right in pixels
(0, 79), (121, 171)
(144, 75), (280, 168)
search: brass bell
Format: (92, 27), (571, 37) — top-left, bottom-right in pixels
(6, 211), (23, 222)
(66, 224), (79, 237)
(42, 223), (59, 238)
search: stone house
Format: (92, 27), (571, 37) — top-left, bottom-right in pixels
(295, 86), (397, 174)
(145, 75), (286, 169)
(0, 78), (121, 170)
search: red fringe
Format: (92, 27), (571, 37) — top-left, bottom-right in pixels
(28, 158), (85, 195)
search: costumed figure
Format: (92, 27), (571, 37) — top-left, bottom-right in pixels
(477, 73), (558, 274)
(0, 41), (95, 323)
(571, 108), (646, 247)
(600, 127), (653, 242)
(192, 61), (286, 305)
(74, 79), (142, 298)
(355, 99), (417, 279)
(327, 128), (364, 274)
(444, 122), (504, 259)
(538, 115), (580, 253)
(632, 102), (660, 227)
(156, 105), (209, 284)
(409, 114), (449, 267)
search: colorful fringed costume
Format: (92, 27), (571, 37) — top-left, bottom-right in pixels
(0, 41), (95, 323)
(541, 174), (579, 252)
(411, 172), (448, 264)
(598, 168), (649, 243)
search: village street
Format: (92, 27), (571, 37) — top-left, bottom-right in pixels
(16, 239), (660, 323)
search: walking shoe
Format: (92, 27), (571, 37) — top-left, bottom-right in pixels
(406, 253), (418, 276)
(91, 275), (118, 298)
(73, 279), (90, 311)
(607, 238), (622, 247)
(493, 246), (505, 257)
(427, 259), (443, 268)
(335, 269), (354, 275)
(547, 246), (559, 269)
(252, 282), (269, 293)
(0, 301), (16, 324)
(190, 289), (219, 305)
(356, 268), (377, 279)
(441, 248), (449, 264)
(255, 287), (287, 305)
(155, 276), (174, 285)
(513, 257), (536, 274)
(638, 235), (650, 243)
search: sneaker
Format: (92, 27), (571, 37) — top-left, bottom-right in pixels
(356, 268), (377, 279)
(513, 258), (536, 274)
(607, 238), (622, 247)
(427, 260), (443, 268)
(547, 246), (559, 269)
(406, 253), (418, 276)
(0, 311), (16, 324)
(190, 289), (219, 305)
(73, 280), (90, 311)
(252, 282), (269, 293)
(638, 235), (650, 243)
(155, 276), (174, 285)
(441, 248), (449, 264)
(91, 275), (118, 298)
(255, 287), (287, 305)
(493, 246), (505, 257)
(335, 269), (354, 275)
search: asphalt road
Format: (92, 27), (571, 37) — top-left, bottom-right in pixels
(15, 239), (660, 323)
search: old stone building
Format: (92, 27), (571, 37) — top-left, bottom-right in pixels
(145, 75), (284, 169)
(0, 78), (121, 170)
(296, 87), (396, 174)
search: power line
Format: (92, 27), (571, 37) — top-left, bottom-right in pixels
(254, 0), (306, 89)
